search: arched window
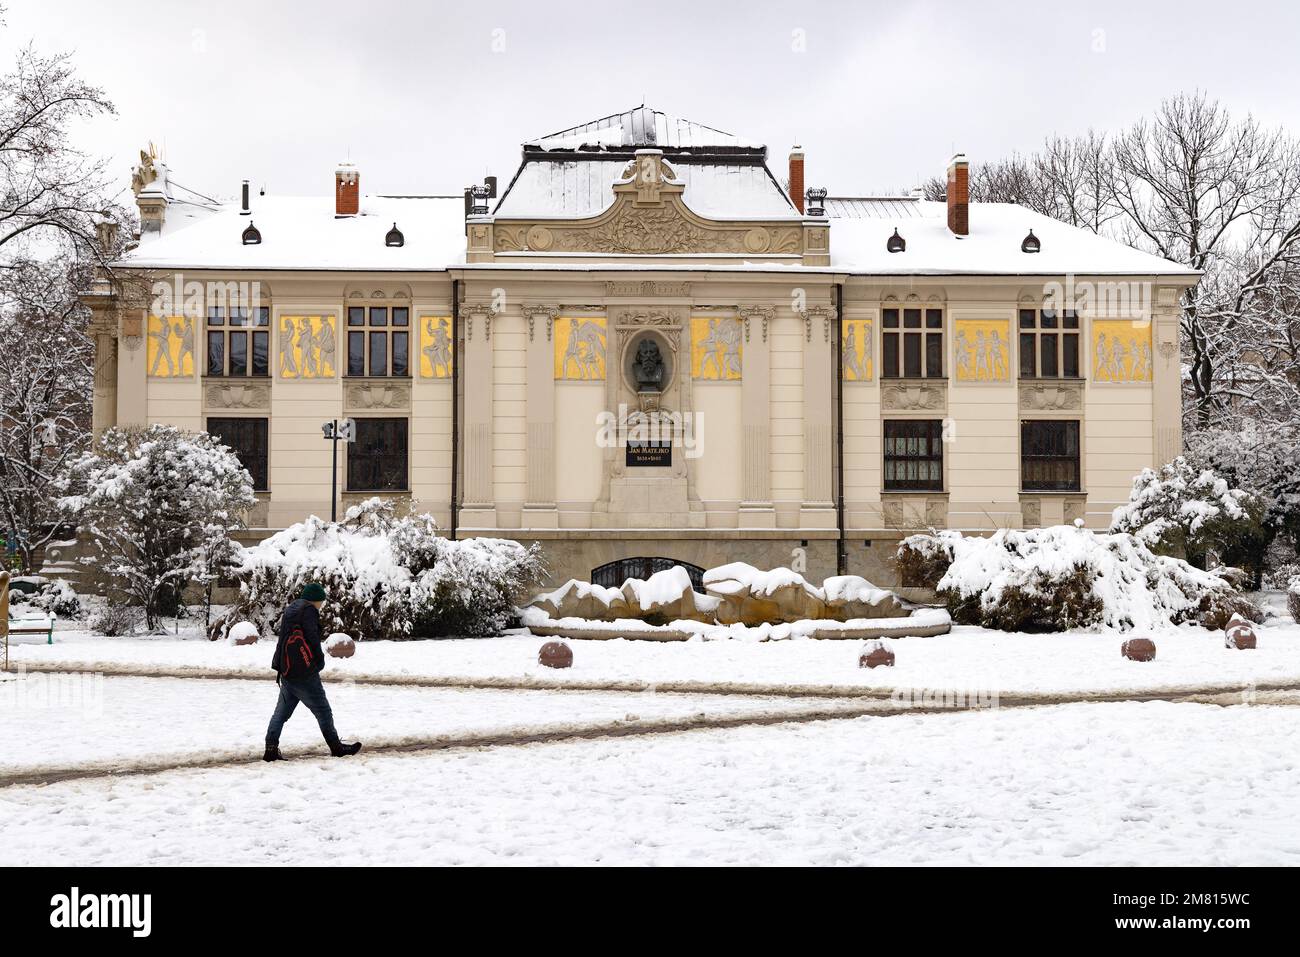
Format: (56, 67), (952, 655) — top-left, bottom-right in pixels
(591, 558), (705, 590)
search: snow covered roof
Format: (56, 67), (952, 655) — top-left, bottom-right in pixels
(116, 194), (466, 272)
(492, 157), (797, 220)
(826, 196), (926, 220)
(828, 200), (1197, 276)
(526, 105), (761, 153)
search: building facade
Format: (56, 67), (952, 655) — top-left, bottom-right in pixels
(84, 108), (1197, 588)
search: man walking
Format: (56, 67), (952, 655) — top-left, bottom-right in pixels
(263, 583), (362, 761)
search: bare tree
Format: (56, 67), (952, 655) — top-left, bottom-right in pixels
(1108, 92), (1300, 426)
(0, 42), (116, 262)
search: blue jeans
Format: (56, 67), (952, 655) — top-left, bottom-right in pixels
(266, 673), (339, 747)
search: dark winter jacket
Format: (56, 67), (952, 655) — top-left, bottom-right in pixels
(271, 598), (326, 677)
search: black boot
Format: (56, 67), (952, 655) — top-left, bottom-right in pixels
(263, 744), (284, 762)
(328, 740), (362, 757)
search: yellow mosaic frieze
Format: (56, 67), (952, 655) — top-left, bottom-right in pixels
(691, 316), (742, 380)
(279, 315), (337, 379)
(954, 319), (1011, 383)
(1092, 320), (1153, 383)
(554, 317), (607, 380)
(146, 315), (197, 377)
(418, 315), (453, 378)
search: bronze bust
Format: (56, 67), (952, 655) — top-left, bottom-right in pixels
(632, 338), (665, 392)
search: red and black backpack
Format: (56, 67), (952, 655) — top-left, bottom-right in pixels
(278, 622), (316, 680)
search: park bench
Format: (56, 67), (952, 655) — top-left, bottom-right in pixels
(1, 571), (56, 670)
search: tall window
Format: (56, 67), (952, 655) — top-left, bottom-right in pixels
(884, 419), (944, 491)
(881, 307), (943, 378)
(207, 417), (269, 491)
(206, 306), (270, 377)
(347, 418), (408, 491)
(1021, 420), (1081, 491)
(347, 305), (409, 377)
(1019, 308), (1080, 378)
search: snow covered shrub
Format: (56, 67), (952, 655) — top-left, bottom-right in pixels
(221, 498), (542, 641)
(88, 601), (143, 637)
(5, 578), (80, 618)
(899, 524), (1237, 632)
(1110, 458), (1266, 575)
(1288, 576), (1300, 623)
(59, 425), (255, 629)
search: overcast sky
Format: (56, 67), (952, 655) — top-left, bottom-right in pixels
(9, 0), (1300, 206)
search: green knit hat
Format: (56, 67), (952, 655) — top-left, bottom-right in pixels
(301, 582), (327, 602)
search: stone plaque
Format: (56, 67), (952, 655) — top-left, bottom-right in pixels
(626, 442), (671, 467)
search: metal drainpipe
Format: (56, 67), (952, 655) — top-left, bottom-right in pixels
(450, 278), (460, 542)
(835, 280), (847, 576)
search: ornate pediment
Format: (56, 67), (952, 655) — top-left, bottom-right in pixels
(492, 149), (805, 258)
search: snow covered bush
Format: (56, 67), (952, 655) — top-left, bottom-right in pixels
(5, 577), (80, 618)
(1110, 457), (1266, 576)
(87, 601), (143, 637)
(59, 425), (255, 629)
(219, 498), (542, 641)
(1288, 576), (1300, 623)
(898, 524), (1237, 632)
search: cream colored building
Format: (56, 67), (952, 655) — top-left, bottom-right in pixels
(84, 107), (1197, 588)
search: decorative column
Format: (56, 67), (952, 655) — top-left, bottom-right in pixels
(800, 304), (837, 526)
(1152, 286), (1184, 465)
(83, 279), (120, 436)
(738, 305), (775, 526)
(523, 304), (559, 527)
(459, 303), (496, 527)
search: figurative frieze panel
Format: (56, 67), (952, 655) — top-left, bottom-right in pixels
(1092, 320), (1153, 383)
(554, 317), (607, 381)
(418, 315), (453, 378)
(690, 316), (742, 380)
(146, 315), (197, 378)
(953, 319), (1011, 383)
(841, 319), (873, 382)
(278, 315), (337, 379)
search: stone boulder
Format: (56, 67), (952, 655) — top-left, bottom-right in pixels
(704, 562), (827, 625)
(531, 579), (632, 622)
(622, 566), (717, 623)
(538, 640), (573, 669)
(1224, 613), (1257, 650)
(1122, 637), (1157, 662)
(823, 575), (907, 620)
(325, 633), (356, 658)
(858, 639), (895, 669)
(226, 621), (261, 646)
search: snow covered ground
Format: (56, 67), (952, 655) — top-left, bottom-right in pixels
(2, 700), (1297, 866)
(0, 673), (870, 780)
(9, 613), (1300, 697)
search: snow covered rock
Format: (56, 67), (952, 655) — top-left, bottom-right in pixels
(703, 562), (828, 624)
(858, 639), (895, 669)
(531, 579), (632, 621)
(538, 640), (573, 669)
(823, 575), (907, 619)
(621, 566), (719, 623)
(1121, 638), (1157, 662)
(226, 621), (261, 646)
(1223, 614), (1257, 650)
(325, 633), (356, 658)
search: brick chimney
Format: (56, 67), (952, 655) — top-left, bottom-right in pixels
(947, 153), (969, 236)
(789, 147), (805, 214)
(335, 162), (359, 217)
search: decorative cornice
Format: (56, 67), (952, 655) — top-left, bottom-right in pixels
(344, 378), (411, 411)
(881, 381), (947, 411)
(204, 379), (271, 410)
